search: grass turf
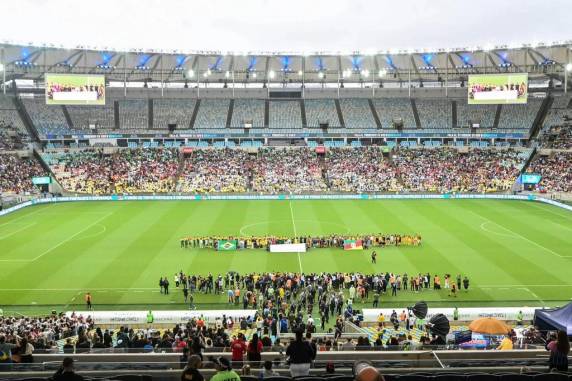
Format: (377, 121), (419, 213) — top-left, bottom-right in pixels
(1, 199), (571, 315)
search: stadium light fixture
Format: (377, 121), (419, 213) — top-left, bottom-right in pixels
(252, 72), (257, 78)
(318, 71), (324, 79)
(566, 63), (572, 72)
(269, 70), (275, 79)
(378, 69), (387, 77)
(225, 71), (230, 78)
(187, 69), (194, 78)
(0, 63), (4, 72)
(298, 70), (303, 76)
(361, 69), (370, 77)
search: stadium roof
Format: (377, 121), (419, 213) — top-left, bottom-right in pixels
(2, 0), (571, 54)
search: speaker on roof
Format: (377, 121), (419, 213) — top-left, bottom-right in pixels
(168, 123), (177, 133)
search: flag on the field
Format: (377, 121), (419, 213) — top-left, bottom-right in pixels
(217, 239), (237, 251)
(343, 239), (363, 251)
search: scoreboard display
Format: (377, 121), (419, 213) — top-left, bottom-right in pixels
(45, 74), (105, 105)
(468, 73), (528, 105)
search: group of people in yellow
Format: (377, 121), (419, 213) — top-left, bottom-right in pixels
(180, 233), (422, 250)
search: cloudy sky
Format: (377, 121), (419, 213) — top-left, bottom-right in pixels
(1, 0), (570, 53)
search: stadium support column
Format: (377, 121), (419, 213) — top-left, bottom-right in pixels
(1, 47), (5, 95)
(123, 52), (127, 97)
(408, 67), (411, 98)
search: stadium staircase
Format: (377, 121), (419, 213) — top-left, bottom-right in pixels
(387, 151), (408, 189)
(12, 95), (41, 142)
(264, 100), (270, 127)
(368, 99), (382, 128)
(174, 150), (187, 190)
(189, 99), (200, 129)
(493, 105), (502, 129)
(410, 98), (422, 128)
(318, 154), (330, 187)
(334, 99), (346, 127)
(300, 99), (307, 128)
(528, 96), (554, 143)
(226, 99), (234, 128)
(148, 99), (153, 130)
(452, 100), (458, 128)
(114, 100), (120, 129)
(61, 105), (75, 130)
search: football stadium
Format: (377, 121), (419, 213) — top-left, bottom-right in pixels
(0, 0), (571, 379)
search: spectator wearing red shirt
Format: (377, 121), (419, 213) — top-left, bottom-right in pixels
(230, 333), (247, 367)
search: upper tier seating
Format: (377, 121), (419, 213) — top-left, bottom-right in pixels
(231, 99), (265, 128)
(118, 99), (148, 131)
(269, 101), (302, 129)
(305, 99), (341, 127)
(194, 99), (230, 129)
(416, 99), (452, 129)
(153, 99), (196, 130)
(339, 98), (376, 128)
(456, 103), (497, 128)
(374, 98), (417, 129)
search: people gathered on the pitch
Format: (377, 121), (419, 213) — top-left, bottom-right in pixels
(179, 234), (422, 250)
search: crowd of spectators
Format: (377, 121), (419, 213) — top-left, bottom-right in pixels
(0, 313), (90, 361)
(392, 148), (524, 193)
(326, 147), (402, 192)
(540, 125), (572, 149)
(35, 146), (546, 195)
(0, 122), (28, 150)
(251, 148), (327, 194)
(0, 154), (46, 194)
(527, 152), (572, 193)
(46, 148), (179, 194)
(178, 149), (250, 193)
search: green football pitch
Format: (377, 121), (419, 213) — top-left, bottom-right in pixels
(1, 199), (571, 315)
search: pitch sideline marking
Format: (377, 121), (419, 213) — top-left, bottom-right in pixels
(289, 200), (303, 273)
(0, 205), (49, 227)
(0, 222), (37, 240)
(70, 223), (107, 241)
(476, 215), (565, 259)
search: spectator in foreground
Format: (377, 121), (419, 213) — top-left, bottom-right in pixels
(286, 329), (315, 377)
(181, 355), (204, 381)
(259, 360), (279, 379)
(211, 357), (241, 381)
(52, 358), (84, 381)
(354, 360), (385, 381)
(547, 331), (570, 372)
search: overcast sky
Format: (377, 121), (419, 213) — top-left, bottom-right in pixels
(1, 0), (570, 53)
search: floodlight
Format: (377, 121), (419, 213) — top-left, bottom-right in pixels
(225, 71), (230, 78)
(362, 69), (370, 77)
(269, 70), (275, 79)
(378, 69), (387, 77)
(318, 71), (324, 79)
(252, 72), (257, 78)
(298, 70), (303, 76)
(187, 69), (194, 78)
(566, 63), (572, 72)
(0, 63), (4, 72)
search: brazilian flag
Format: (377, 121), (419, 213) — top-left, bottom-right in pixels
(218, 239), (238, 251)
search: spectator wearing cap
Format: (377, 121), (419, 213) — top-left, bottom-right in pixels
(285, 329), (315, 377)
(211, 357), (241, 381)
(181, 355), (204, 381)
(52, 357), (84, 381)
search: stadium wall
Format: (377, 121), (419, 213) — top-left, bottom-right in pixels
(2, 194), (572, 217)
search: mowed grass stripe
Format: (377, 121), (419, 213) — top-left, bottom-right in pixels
(1, 199), (572, 312)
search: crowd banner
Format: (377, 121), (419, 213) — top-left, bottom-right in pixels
(362, 307), (538, 323)
(269, 243), (307, 253)
(65, 310), (257, 325)
(2, 194), (572, 218)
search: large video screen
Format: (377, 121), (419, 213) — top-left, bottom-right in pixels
(45, 74), (105, 105)
(468, 73), (528, 105)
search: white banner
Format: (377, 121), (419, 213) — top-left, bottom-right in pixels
(53, 91), (99, 101)
(270, 243), (307, 253)
(362, 307), (538, 323)
(473, 90), (519, 101)
(65, 310), (257, 325)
